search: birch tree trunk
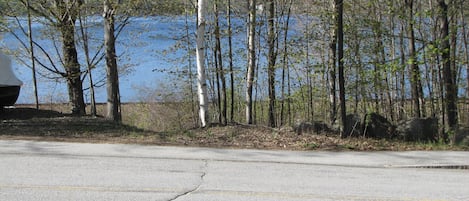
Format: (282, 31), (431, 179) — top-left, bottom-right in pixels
(104, 0), (121, 122)
(246, 0), (256, 124)
(197, 0), (209, 127)
(329, 0), (337, 126)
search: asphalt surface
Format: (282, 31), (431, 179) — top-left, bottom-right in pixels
(1, 140), (469, 201)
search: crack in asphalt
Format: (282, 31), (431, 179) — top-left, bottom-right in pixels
(167, 160), (208, 201)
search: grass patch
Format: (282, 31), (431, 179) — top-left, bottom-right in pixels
(1, 104), (469, 151)
(304, 143), (319, 150)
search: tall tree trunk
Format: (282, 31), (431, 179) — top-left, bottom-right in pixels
(390, 8), (399, 121)
(399, 22), (407, 120)
(104, 0), (121, 122)
(214, 45), (222, 124)
(304, 27), (314, 121)
(57, 0), (86, 115)
(227, 0), (235, 123)
(197, 0), (209, 127)
(449, 8), (458, 103)
(373, 4), (394, 120)
(405, 0), (424, 118)
(214, 0), (227, 125)
(78, 5), (97, 117)
(329, 0), (337, 126)
(184, 3), (197, 127)
(253, 39), (262, 124)
(280, 0), (293, 126)
(26, 0), (39, 110)
(246, 0), (256, 124)
(267, 0), (277, 127)
(462, 5), (469, 125)
(438, 0), (458, 140)
(380, 32), (394, 121)
(336, 0), (346, 137)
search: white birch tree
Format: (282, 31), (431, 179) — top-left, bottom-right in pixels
(196, 0), (209, 127)
(246, 0), (256, 124)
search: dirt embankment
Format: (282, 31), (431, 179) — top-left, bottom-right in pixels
(1, 107), (467, 151)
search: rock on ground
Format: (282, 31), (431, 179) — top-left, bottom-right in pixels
(396, 117), (439, 142)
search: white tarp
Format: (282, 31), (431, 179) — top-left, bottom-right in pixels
(0, 52), (22, 86)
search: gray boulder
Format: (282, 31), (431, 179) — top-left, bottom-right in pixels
(455, 127), (469, 146)
(344, 114), (363, 137)
(396, 117), (439, 142)
(293, 121), (330, 135)
(363, 113), (395, 139)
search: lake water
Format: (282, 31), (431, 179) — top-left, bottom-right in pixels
(2, 13), (322, 105)
(2, 16), (248, 104)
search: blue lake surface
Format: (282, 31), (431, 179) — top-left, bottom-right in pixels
(2, 16), (236, 104)
(2, 14), (322, 105)
(3, 14), (467, 106)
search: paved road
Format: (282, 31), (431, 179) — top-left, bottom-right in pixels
(1, 140), (468, 201)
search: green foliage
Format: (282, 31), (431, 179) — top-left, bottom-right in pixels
(0, 0), (26, 16)
(183, 130), (195, 138)
(304, 143), (319, 150)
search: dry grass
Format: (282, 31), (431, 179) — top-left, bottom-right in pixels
(1, 103), (467, 151)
